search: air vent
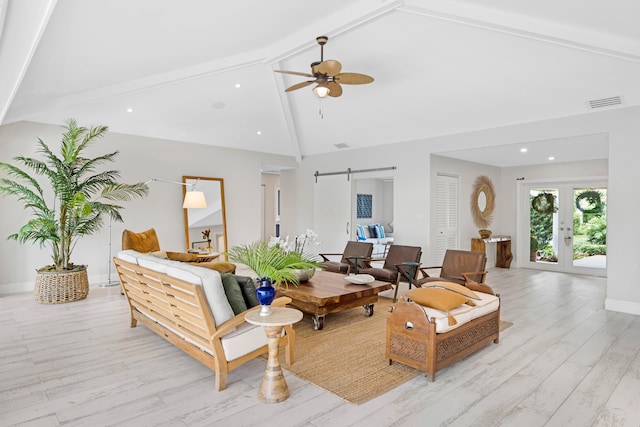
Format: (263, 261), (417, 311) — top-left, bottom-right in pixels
(334, 143), (349, 149)
(587, 96), (623, 109)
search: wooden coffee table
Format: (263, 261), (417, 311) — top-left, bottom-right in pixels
(276, 270), (392, 330)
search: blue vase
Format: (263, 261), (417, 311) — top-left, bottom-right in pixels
(255, 277), (276, 316)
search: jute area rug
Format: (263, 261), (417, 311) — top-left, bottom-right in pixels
(277, 297), (416, 405)
(276, 298), (513, 405)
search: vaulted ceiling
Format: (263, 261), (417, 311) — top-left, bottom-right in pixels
(1, 0), (638, 166)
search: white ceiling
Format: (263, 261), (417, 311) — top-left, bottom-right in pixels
(2, 0), (638, 167)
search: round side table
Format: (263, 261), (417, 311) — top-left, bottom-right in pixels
(245, 307), (303, 403)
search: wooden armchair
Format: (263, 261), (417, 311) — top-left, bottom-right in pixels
(319, 241), (373, 274)
(358, 244), (422, 302)
(416, 249), (488, 290)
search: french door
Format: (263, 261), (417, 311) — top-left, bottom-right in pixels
(519, 180), (607, 276)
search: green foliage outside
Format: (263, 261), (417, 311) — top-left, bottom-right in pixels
(529, 192), (556, 248)
(531, 189), (607, 262)
(585, 216), (607, 245)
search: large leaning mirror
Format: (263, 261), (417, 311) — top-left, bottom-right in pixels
(182, 176), (228, 260)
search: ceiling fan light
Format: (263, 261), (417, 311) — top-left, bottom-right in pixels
(313, 84), (330, 98)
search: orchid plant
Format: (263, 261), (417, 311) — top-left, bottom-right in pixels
(269, 229), (321, 255)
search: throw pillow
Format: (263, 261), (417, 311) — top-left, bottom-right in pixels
(405, 287), (470, 326)
(166, 251), (199, 262)
(234, 275), (261, 308)
(221, 273), (248, 315)
(121, 228), (160, 253)
(356, 224), (366, 241)
(422, 281), (480, 306)
(368, 225), (378, 238)
(374, 224), (385, 238)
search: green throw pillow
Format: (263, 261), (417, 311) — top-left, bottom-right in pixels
(234, 275), (261, 308)
(221, 273), (248, 315)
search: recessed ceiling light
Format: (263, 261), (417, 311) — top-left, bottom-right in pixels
(256, 131), (262, 135)
(235, 83), (241, 88)
(520, 148), (527, 153)
(548, 156), (555, 161)
(126, 107), (133, 113)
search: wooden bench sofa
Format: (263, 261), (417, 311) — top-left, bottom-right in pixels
(113, 250), (295, 391)
(386, 285), (500, 381)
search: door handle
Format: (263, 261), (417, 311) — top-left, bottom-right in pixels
(346, 221), (349, 234)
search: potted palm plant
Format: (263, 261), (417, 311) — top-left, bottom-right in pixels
(228, 240), (322, 315)
(0, 119), (149, 303)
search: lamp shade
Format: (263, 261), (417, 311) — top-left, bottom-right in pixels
(183, 191), (207, 209)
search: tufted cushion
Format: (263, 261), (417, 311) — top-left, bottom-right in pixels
(405, 287), (471, 326)
(121, 228), (160, 253)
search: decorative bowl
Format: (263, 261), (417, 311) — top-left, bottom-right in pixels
(478, 229), (492, 239)
(345, 274), (375, 284)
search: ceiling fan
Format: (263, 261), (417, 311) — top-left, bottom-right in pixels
(275, 36), (374, 98)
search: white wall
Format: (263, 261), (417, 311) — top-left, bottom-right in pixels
(430, 155), (500, 263)
(0, 121), (297, 293)
(283, 106), (640, 315)
(5, 106), (640, 315)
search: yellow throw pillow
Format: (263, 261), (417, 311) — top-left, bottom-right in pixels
(405, 287), (470, 326)
(166, 251), (199, 262)
(421, 281), (480, 306)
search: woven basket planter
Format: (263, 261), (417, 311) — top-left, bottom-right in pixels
(34, 266), (89, 304)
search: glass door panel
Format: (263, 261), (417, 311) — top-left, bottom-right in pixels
(522, 181), (606, 276)
(571, 187), (607, 272)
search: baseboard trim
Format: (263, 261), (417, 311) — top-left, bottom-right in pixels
(605, 298), (640, 316)
(0, 273), (111, 296)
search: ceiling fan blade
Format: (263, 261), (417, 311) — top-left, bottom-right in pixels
(327, 81), (342, 97)
(334, 72), (374, 84)
(285, 80), (315, 92)
(275, 70), (314, 78)
(317, 59), (342, 76)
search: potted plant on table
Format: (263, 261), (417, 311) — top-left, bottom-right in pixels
(228, 238), (322, 315)
(0, 119), (149, 303)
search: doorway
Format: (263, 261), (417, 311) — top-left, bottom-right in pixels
(519, 180), (607, 276)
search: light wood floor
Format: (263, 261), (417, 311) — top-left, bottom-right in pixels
(1, 267), (639, 426)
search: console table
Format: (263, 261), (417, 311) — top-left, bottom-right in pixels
(471, 235), (512, 268)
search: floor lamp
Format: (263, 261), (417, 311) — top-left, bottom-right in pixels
(99, 178), (207, 287)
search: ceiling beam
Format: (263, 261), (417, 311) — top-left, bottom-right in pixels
(0, 0), (57, 124)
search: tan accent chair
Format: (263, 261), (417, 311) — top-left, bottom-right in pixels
(319, 241), (373, 274)
(417, 249), (491, 293)
(358, 244), (422, 302)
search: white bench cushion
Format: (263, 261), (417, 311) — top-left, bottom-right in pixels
(417, 291), (499, 333)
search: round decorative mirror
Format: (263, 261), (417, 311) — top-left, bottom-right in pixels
(471, 175), (495, 229)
